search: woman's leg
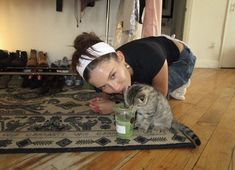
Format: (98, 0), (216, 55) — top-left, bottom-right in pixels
(168, 46), (196, 97)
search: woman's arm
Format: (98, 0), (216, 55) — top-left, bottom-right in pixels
(89, 93), (115, 114)
(152, 59), (168, 96)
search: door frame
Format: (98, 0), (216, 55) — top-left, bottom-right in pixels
(219, 0), (233, 68)
(182, 0), (194, 42)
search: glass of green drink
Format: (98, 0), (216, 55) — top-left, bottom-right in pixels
(114, 103), (136, 139)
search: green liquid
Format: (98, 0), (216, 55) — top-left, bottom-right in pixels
(114, 103), (135, 139)
(115, 117), (134, 139)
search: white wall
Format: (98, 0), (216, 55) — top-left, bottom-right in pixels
(1, 0), (231, 68)
(183, 0), (228, 68)
(0, 0), (119, 62)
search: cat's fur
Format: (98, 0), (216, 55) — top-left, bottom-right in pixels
(124, 83), (201, 146)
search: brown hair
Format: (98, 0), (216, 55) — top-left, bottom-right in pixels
(72, 32), (118, 81)
(72, 32), (102, 72)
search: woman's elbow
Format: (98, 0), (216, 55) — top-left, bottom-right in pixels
(161, 88), (168, 97)
(152, 85), (168, 97)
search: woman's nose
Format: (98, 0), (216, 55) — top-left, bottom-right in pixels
(108, 81), (120, 92)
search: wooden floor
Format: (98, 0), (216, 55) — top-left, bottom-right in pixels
(0, 68), (235, 170)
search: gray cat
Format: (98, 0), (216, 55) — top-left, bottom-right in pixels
(124, 83), (201, 146)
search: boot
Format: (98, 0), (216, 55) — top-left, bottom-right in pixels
(37, 51), (48, 67)
(0, 50), (10, 67)
(20, 51), (28, 66)
(11, 50), (28, 67)
(26, 49), (37, 67)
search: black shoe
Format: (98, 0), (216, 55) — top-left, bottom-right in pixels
(0, 50), (10, 67)
(8, 52), (17, 67)
(7, 75), (23, 88)
(11, 50), (28, 67)
(21, 76), (30, 88)
(0, 75), (11, 89)
(29, 76), (43, 89)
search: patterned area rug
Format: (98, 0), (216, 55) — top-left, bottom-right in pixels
(0, 87), (197, 154)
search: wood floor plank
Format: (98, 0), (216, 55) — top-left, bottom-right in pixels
(193, 95), (235, 170)
(81, 150), (139, 170)
(198, 88), (234, 125)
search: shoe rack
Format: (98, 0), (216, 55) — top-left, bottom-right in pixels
(0, 49), (77, 76)
(0, 67), (76, 76)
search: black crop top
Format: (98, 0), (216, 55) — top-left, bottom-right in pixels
(116, 36), (180, 85)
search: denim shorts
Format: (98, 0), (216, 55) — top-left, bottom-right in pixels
(168, 45), (196, 93)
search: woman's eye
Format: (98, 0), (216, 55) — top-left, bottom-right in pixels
(111, 73), (116, 79)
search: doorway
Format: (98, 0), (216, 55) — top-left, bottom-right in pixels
(161, 0), (187, 39)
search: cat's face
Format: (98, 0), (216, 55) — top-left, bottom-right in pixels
(124, 83), (154, 108)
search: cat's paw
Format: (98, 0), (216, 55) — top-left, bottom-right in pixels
(152, 127), (168, 134)
(137, 125), (149, 133)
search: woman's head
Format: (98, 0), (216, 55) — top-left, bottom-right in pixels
(72, 32), (102, 72)
(72, 32), (131, 94)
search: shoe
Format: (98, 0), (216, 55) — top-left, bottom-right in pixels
(170, 88), (186, 100)
(38, 51), (48, 67)
(51, 60), (60, 68)
(38, 76), (65, 95)
(26, 49), (37, 67)
(7, 75), (23, 88)
(186, 79), (191, 88)
(64, 76), (74, 86)
(0, 50), (10, 67)
(29, 75), (43, 89)
(60, 56), (70, 68)
(21, 76), (30, 88)
(11, 50), (28, 67)
(169, 80), (191, 101)
(0, 75), (11, 89)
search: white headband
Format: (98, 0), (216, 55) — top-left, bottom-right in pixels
(76, 42), (115, 79)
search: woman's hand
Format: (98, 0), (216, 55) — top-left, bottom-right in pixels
(89, 97), (115, 114)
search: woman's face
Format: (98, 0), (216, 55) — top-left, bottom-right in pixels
(88, 56), (131, 94)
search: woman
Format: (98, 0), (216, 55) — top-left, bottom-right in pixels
(72, 32), (196, 114)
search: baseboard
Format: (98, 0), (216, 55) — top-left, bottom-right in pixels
(195, 59), (219, 68)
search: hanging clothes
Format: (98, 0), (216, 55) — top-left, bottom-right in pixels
(113, 0), (140, 48)
(139, 0), (145, 24)
(80, 0), (96, 12)
(142, 0), (162, 37)
(77, 0), (96, 25)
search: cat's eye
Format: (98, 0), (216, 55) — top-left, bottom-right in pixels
(138, 95), (145, 102)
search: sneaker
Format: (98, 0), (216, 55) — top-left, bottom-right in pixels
(64, 76), (74, 86)
(170, 79), (191, 101)
(51, 60), (61, 68)
(170, 88), (186, 100)
(60, 56), (70, 68)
